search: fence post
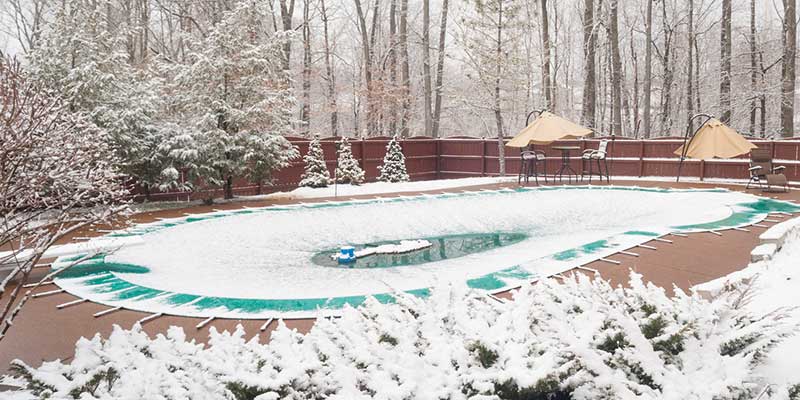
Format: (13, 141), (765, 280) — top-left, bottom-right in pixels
(481, 138), (487, 177)
(699, 160), (705, 181)
(771, 140), (777, 160)
(638, 141), (645, 177)
(359, 139), (366, 180)
(435, 138), (441, 180)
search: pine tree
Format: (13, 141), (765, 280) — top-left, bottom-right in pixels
(300, 137), (331, 188)
(335, 137), (365, 185)
(378, 135), (409, 182)
(171, 1), (297, 200)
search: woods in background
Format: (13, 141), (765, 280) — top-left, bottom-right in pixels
(1, 0), (799, 143)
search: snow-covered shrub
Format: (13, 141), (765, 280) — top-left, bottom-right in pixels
(299, 137), (332, 188)
(0, 57), (129, 339)
(377, 135), (410, 183)
(6, 273), (793, 400)
(335, 137), (365, 185)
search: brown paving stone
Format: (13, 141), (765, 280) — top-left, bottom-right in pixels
(2, 179), (798, 373)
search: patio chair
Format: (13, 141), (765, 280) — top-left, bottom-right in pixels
(518, 150), (548, 185)
(581, 140), (610, 183)
(747, 148), (788, 192)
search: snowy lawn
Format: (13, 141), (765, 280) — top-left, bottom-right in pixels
(5, 272), (796, 399)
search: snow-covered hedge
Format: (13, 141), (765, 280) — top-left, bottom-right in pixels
(6, 273), (796, 400)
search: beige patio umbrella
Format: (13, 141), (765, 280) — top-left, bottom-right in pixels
(673, 118), (756, 160)
(506, 111), (593, 147)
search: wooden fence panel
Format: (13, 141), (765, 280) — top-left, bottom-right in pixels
(130, 137), (800, 201)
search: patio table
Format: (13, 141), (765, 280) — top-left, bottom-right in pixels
(552, 145), (580, 183)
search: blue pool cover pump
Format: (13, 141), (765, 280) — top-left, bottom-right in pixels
(338, 246), (356, 264)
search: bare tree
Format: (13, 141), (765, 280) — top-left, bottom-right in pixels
(319, 0), (338, 136)
(749, 0), (757, 135)
(643, 0), (653, 138)
(431, 0), (449, 138)
(0, 58), (129, 340)
(581, 0), (596, 129)
(399, 0), (410, 137)
(388, 0), (398, 135)
(781, 0), (796, 137)
(719, 0), (732, 123)
(301, 0), (311, 135)
(655, 0), (676, 135)
(540, 0), (553, 110)
(422, 0), (432, 136)
(1, 0), (49, 52)
(687, 0), (695, 131)
(353, 0), (374, 135)
(279, 0), (296, 71)
(608, 0), (622, 135)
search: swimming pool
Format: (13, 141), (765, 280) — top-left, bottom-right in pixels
(52, 186), (799, 318)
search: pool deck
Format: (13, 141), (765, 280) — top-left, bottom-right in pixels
(1, 178), (798, 373)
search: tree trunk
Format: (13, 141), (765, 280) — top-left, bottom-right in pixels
(224, 175), (234, 200)
(540, 0), (553, 110)
(643, 0), (653, 138)
(368, 0), (380, 134)
(687, 0), (695, 131)
(782, 0), (797, 137)
(495, 0), (506, 176)
(399, 0), (411, 137)
(353, 0), (373, 136)
(278, 0), (295, 71)
(630, 34), (640, 137)
(694, 37), (702, 113)
(320, 0), (338, 136)
(422, 0), (433, 136)
(581, 0), (596, 129)
(760, 51), (768, 136)
(388, 0), (398, 135)
(719, 0), (732, 123)
(749, 0), (758, 135)
(431, 0), (449, 138)
(609, 0), (622, 135)
(658, 0), (673, 135)
(301, 0), (311, 135)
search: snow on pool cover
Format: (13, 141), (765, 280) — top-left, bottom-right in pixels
(52, 186), (799, 318)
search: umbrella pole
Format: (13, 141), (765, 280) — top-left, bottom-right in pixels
(677, 113), (713, 182)
(524, 109), (547, 181)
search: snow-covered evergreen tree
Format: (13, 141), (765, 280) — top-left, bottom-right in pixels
(170, 1), (296, 200)
(26, 0), (179, 196)
(300, 137), (331, 187)
(242, 130), (299, 194)
(377, 135), (410, 182)
(335, 137), (365, 185)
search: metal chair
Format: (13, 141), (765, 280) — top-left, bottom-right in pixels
(581, 140), (610, 183)
(747, 148), (787, 191)
(518, 150), (547, 185)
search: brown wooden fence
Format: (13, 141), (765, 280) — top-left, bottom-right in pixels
(136, 136), (800, 201)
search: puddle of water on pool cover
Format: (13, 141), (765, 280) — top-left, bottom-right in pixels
(310, 232), (528, 269)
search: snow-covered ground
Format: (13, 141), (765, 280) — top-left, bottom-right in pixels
(696, 224), (800, 389)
